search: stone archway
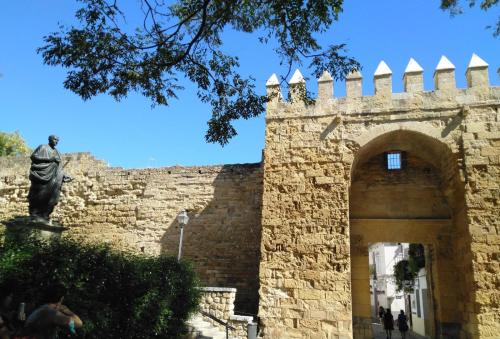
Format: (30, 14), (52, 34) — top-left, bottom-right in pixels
(349, 129), (470, 338)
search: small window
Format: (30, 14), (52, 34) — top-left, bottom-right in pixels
(386, 151), (401, 170)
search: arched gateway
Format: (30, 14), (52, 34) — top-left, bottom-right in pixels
(350, 129), (464, 338)
(0, 56), (498, 339)
(258, 56), (499, 338)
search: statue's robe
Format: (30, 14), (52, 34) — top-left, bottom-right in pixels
(28, 144), (64, 219)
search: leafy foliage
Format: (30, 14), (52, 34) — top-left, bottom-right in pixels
(393, 244), (426, 293)
(0, 131), (31, 156)
(0, 236), (200, 338)
(393, 260), (417, 293)
(38, 0), (359, 145)
(408, 243), (425, 269)
(441, 1), (499, 76)
(440, 0), (499, 36)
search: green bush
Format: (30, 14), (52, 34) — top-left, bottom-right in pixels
(393, 259), (417, 293)
(0, 236), (200, 338)
(408, 243), (425, 269)
(0, 131), (31, 156)
(393, 244), (426, 293)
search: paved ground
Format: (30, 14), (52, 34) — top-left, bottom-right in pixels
(372, 322), (427, 339)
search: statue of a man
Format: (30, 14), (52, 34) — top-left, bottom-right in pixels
(28, 135), (73, 223)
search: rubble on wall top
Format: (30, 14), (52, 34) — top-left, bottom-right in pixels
(374, 61), (392, 76)
(468, 53), (488, 68)
(266, 73), (279, 86)
(436, 55), (455, 71)
(289, 69), (305, 84)
(404, 58), (424, 73)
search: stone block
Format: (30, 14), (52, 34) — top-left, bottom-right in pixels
(298, 289), (324, 300)
(315, 177), (335, 185)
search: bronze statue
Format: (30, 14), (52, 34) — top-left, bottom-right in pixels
(28, 135), (72, 224)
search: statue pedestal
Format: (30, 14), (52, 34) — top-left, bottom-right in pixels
(3, 216), (68, 242)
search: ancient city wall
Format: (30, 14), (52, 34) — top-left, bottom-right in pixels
(350, 153), (451, 219)
(260, 55), (499, 338)
(0, 154), (263, 314)
(0, 54), (498, 338)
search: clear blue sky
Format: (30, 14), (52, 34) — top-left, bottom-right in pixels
(1, 1), (498, 168)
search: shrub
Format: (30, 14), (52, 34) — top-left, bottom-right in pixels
(393, 244), (426, 293)
(393, 259), (417, 293)
(0, 236), (200, 338)
(0, 131), (31, 156)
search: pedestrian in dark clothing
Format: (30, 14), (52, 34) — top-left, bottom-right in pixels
(383, 308), (394, 339)
(378, 306), (385, 324)
(397, 310), (409, 339)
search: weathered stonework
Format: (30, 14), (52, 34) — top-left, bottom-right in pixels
(0, 55), (498, 339)
(0, 155), (263, 314)
(198, 287), (255, 339)
(259, 56), (499, 338)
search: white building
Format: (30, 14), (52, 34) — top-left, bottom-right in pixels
(369, 243), (407, 320)
(370, 243), (432, 337)
(409, 267), (429, 337)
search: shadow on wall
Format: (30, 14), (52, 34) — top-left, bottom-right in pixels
(0, 154), (264, 315)
(159, 164), (263, 315)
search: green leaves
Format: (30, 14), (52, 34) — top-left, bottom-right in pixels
(393, 259), (417, 293)
(393, 244), (426, 293)
(39, 0), (359, 145)
(440, 0), (499, 36)
(0, 131), (31, 156)
(0, 237), (200, 338)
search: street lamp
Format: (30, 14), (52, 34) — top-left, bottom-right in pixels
(177, 210), (189, 261)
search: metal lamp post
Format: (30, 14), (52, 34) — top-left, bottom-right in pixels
(177, 210), (189, 261)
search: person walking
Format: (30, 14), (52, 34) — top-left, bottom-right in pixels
(397, 310), (409, 339)
(383, 308), (394, 339)
(378, 306), (385, 325)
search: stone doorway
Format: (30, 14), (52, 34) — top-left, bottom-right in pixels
(350, 222), (444, 339)
(367, 242), (435, 339)
(349, 130), (469, 338)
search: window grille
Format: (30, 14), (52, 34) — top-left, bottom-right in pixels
(387, 152), (401, 169)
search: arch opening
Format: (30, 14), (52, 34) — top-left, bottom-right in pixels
(349, 130), (471, 339)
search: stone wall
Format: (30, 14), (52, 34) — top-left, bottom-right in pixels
(350, 153), (450, 219)
(0, 153), (263, 314)
(460, 108), (500, 338)
(198, 287), (254, 339)
(259, 56), (499, 338)
(1, 55), (498, 338)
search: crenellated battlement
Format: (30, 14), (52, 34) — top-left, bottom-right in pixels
(266, 54), (499, 118)
(260, 53), (500, 339)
